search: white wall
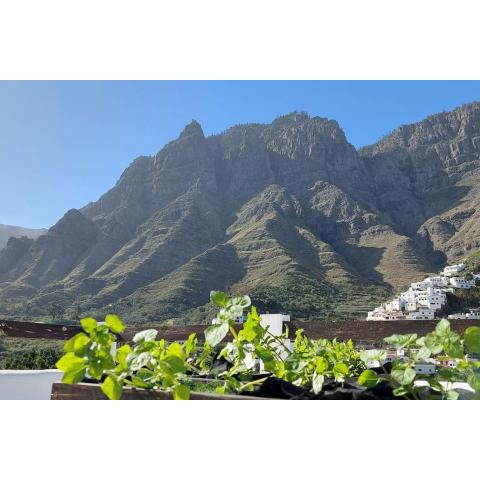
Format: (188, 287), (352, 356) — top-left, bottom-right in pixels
(0, 369), (63, 400)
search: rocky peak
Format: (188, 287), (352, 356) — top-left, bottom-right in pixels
(269, 112), (347, 143)
(179, 119), (205, 140)
(49, 209), (96, 237)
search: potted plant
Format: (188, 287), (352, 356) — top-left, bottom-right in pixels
(53, 291), (480, 400)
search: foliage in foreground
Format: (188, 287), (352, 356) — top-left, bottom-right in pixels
(56, 292), (480, 400)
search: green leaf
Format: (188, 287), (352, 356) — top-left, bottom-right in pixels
(358, 369), (380, 388)
(423, 333), (444, 355)
(210, 290), (229, 307)
(445, 339), (464, 359)
(228, 295), (251, 310)
(87, 362), (104, 380)
(384, 333), (417, 348)
(437, 367), (464, 383)
(284, 355), (307, 373)
(162, 355), (186, 375)
(62, 365), (87, 384)
(80, 317), (97, 333)
(315, 357), (328, 374)
(435, 319), (451, 336)
(255, 345), (275, 370)
(392, 386), (409, 397)
(131, 375), (151, 389)
(333, 362), (349, 380)
(312, 372), (324, 395)
(101, 375), (123, 400)
(391, 365), (416, 386)
(63, 332), (90, 354)
(133, 329), (158, 344)
(446, 390), (459, 400)
(185, 333), (197, 356)
(116, 344), (132, 369)
(464, 326), (480, 354)
(416, 347), (432, 360)
(127, 352), (151, 371)
(204, 321), (229, 347)
(56, 352), (85, 372)
(360, 349), (386, 364)
(173, 384), (190, 400)
(57, 353), (87, 384)
(167, 342), (184, 359)
(467, 371), (480, 391)
(105, 314), (125, 334)
(228, 305), (244, 317)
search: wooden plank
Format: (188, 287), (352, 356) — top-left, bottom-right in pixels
(290, 319), (480, 341)
(0, 320), (225, 342)
(119, 324), (209, 342)
(50, 382), (266, 400)
(3, 318), (480, 343)
(0, 320), (84, 340)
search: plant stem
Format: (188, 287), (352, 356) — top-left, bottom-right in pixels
(238, 376), (268, 392)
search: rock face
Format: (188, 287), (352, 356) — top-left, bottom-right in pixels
(0, 225), (47, 250)
(1, 104), (480, 322)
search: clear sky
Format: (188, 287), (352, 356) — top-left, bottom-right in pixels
(0, 81), (479, 229)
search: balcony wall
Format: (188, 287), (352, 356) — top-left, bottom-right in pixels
(0, 369), (62, 400)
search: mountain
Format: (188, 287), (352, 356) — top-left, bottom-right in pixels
(0, 225), (47, 250)
(1, 103), (480, 323)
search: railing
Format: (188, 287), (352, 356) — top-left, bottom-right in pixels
(2, 318), (480, 342)
(2, 318), (480, 400)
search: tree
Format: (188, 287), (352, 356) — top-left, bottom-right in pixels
(72, 304), (82, 322)
(48, 303), (65, 322)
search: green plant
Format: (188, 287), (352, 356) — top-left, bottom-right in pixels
(358, 319), (480, 399)
(57, 292), (480, 400)
(56, 315), (200, 399)
(0, 346), (63, 370)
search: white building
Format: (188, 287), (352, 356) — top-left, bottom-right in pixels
(443, 263), (466, 277)
(414, 360), (436, 375)
(448, 310), (480, 320)
(407, 308), (435, 320)
(449, 276), (475, 289)
(425, 276), (451, 288)
(368, 310), (407, 321)
(385, 297), (406, 311)
(366, 262), (478, 321)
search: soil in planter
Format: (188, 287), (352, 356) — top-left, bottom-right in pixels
(241, 376), (405, 400)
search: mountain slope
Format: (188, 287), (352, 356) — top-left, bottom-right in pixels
(1, 104), (480, 323)
(0, 224), (47, 250)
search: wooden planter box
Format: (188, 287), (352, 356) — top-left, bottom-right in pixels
(50, 382), (267, 400)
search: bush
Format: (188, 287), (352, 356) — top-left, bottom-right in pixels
(0, 346), (63, 370)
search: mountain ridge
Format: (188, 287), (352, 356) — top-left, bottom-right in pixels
(1, 102), (480, 323)
(0, 224), (47, 250)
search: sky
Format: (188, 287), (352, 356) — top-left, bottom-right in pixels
(0, 80), (479, 229)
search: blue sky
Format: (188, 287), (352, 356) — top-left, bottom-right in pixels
(1, 81), (479, 228)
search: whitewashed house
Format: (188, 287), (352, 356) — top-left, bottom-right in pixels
(385, 297), (406, 311)
(443, 263), (466, 277)
(414, 359), (436, 375)
(449, 276), (476, 289)
(425, 276), (450, 287)
(407, 308), (435, 320)
(448, 310), (480, 320)
(366, 262), (478, 321)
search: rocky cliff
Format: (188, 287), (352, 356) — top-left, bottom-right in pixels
(0, 225), (47, 250)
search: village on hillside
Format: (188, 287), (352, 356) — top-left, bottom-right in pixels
(367, 263), (480, 321)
